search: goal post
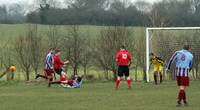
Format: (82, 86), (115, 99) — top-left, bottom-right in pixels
(146, 27), (200, 82)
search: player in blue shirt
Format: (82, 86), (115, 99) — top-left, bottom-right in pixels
(166, 45), (193, 107)
(35, 48), (55, 82)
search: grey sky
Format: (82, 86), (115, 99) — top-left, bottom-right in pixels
(0, 0), (160, 5)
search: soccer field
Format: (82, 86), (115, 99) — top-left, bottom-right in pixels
(0, 81), (200, 110)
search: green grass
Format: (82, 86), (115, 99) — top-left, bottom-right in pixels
(0, 80), (200, 110)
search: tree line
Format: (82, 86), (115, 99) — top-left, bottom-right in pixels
(1, 0), (200, 26)
(0, 24), (144, 81)
(1, 25), (200, 81)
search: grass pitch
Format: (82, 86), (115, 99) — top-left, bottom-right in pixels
(0, 80), (200, 110)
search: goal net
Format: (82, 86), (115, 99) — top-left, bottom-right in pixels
(146, 27), (200, 82)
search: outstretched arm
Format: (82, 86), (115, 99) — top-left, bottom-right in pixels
(166, 52), (178, 70)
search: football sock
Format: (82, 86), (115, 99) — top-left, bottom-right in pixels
(154, 74), (158, 84)
(116, 80), (120, 89)
(178, 90), (184, 103)
(127, 80), (131, 89)
(160, 73), (163, 83)
(183, 90), (187, 103)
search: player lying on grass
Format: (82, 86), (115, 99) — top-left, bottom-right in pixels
(166, 44), (193, 107)
(115, 45), (132, 90)
(48, 72), (83, 88)
(150, 53), (164, 85)
(35, 48), (55, 82)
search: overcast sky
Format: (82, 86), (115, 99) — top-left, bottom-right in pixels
(0, 0), (160, 5)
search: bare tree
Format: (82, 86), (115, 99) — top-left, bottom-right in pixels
(15, 27), (35, 81)
(95, 26), (134, 80)
(80, 37), (92, 77)
(63, 25), (84, 75)
(133, 28), (146, 81)
(46, 25), (61, 49)
(28, 24), (46, 75)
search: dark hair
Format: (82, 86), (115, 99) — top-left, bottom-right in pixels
(149, 53), (154, 56)
(55, 49), (61, 53)
(120, 45), (125, 49)
(183, 44), (190, 50)
(49, 48), (55, 51)
(77, 76), (82, 83)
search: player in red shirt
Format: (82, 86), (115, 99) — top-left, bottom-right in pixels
(116, 45), (132, 89)
(53, 50), (69, 78)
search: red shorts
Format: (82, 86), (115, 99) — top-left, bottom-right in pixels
(176, 76), (189, 86)
(67, 80), (74, 86)
(45, 69), (54, 77)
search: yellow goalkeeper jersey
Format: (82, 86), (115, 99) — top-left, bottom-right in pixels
(150, 56), (164, 66)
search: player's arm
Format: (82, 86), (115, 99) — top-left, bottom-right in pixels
(128, 53), (132, 67)
(189, 55), (194, 71)
(166, 52), (178, 70)
(116, 53), (120, 62)
(156, 57), (164, 66)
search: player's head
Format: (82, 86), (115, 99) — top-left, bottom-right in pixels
(73, 75), (82, 83)
(76, 76), (82, 83)
(149, 53), (155, 57)
(55, 49), (62, 56)
(49, 48), (55, 54)
(183, 44), (190, 50)
(120, 45), (125, 50)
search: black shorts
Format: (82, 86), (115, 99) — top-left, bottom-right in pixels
(54, 69), (62, 76)
(118, 66), (129, 77)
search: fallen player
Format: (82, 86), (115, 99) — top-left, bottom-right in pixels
(48, 72), (83, 88)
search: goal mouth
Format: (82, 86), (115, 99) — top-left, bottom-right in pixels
(146, 27), (200, 82)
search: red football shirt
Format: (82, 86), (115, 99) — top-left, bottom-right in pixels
(116, 50), (132, 66)
(53, 55), (64, 70)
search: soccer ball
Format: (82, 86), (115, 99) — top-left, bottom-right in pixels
(9, 66), (16, 72)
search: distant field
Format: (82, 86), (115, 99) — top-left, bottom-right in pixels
(0, 81), (200, 110)
(0, 24), (145, 81)
(0, 24), (144, 40)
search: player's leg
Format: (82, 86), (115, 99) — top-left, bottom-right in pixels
(153, 66), (158, 85)
(116, 76), (122, 89)
(177, 85), (185, 107)
(176, 76), (189, 107)
(116, 66), (123, 89)
(159, 72), (163, 83)
(48, 80), (61, 87)
(159, 66), (163, 83)
(54, 69), (62, 77)
(182, 77), (189, 106)
(153, 72), (158, 85)
(125, 67), (131, 89)
(182, 86), (188, 106)
(35, 74), (48, 79)
(35, 70), (48, 79)
(48, 72), (66, 87)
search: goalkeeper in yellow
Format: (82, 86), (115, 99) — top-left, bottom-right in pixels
(150, 53), (164, 85)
